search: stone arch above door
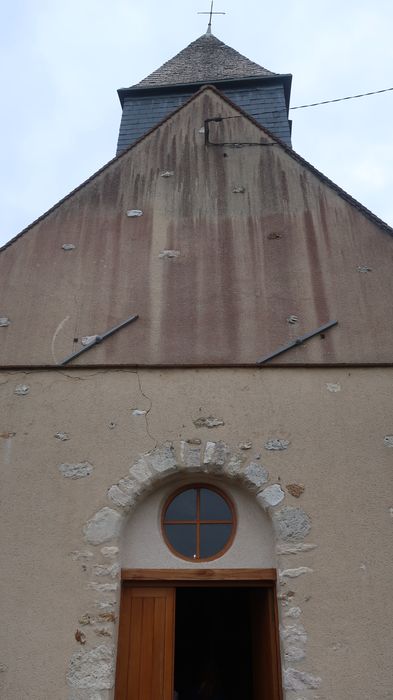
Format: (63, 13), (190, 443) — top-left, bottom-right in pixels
(67, 440), (319, 700)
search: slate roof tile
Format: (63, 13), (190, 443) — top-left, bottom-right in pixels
(135, 32), (275, 88)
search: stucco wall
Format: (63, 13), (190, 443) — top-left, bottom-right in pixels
(2, 87), (393, 367)
(0, 367), (392, 699)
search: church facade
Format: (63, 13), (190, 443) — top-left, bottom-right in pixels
(0, 31), (392, 700)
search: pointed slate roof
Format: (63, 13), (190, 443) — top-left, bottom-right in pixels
(135, 32), (275, 88)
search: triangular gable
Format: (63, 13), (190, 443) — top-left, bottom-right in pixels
(2, 84), (391, 255)
(1, 86), (392, 367)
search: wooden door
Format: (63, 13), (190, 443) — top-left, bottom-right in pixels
(250, 587), (283, 700)
(115, 586), (175, 700)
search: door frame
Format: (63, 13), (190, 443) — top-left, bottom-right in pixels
(116, 568), (283, 700)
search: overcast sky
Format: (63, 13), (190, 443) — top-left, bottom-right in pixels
(1, 0), (392, 247)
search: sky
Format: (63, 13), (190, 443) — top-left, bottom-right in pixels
(1, 0), (393, 247)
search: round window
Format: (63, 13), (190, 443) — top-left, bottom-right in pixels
(162, 485), (236, 562)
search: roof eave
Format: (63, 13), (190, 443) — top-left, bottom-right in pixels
(117, 73), (293, 109)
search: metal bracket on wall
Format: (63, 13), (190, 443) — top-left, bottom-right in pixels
(204, 117), (277, 148)
(256, 320), (338, 365)
(59, 314), (139, 366)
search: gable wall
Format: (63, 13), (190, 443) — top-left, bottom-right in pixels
(1, 87), (392, 367)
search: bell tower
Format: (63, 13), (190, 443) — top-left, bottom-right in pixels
(116, 32), (292, 155)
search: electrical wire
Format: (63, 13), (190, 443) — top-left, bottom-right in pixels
(290, 86), (393, 110)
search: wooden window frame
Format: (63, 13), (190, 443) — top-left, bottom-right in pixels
(161, 484), (237, 563)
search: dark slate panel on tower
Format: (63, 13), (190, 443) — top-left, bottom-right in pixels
(116, 92), (194, 155)
(116, 83), (291, 155)
(116, 32), (292, 155)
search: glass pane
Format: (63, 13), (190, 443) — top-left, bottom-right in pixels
(165, 489), (197, 521)
(164, 524), (197, 559)
(200, 488), (232, 521)
(199, 524), (232, 559)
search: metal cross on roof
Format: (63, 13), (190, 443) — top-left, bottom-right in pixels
(198, 1), (226, 35)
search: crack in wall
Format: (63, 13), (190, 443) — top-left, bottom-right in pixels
(135, 370), (157, 447)
(0, 368), (157, 448)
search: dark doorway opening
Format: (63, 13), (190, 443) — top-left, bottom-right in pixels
(174, 587), (253, 700)
(115, 571), (282, 700)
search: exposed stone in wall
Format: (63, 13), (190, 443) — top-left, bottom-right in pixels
(258, 484), (285, 508)
(88, 582), (118, 593)
(286, 483), (305, 498)
(223, 453), (246, 478)
(384, 435), (393, 447)
(67, 644), (115, 690)
(98, 612), (116, 623)
(84, 509), (123, 546)
(276, 543), (317, 555)
(326, 382), (341, 392)
(264, 438), (289, 451)
(128, 457), (152, 485)
(117, 476), (143, 497)
(273, 506), (311, 541)
(94, 601), (116, 613)
(238, 441), (252, 450)
(75, 630), (86, 645)
(100, 547), (119, 559)
(59, 463), (94, 479)
(94, 627), (113, 638)
(180, 440), (202, 469)
(54, 432), (70, 441)
(281, 623), (307, 646)
(285, 606), (302, 619)
(280, 567), (313, 581)
(69, 691), (108, 700)
(79, 614), (93, 626)
(71, 551), (94, 561)
(243, 462), (269, 489)
(158, 250), (180, 259)
(107, 485), (136, 509)
(284, 646), (306, 662)
(145, 443), (177, 476)
(82, 336), (98, 346)
(283, 668), (321, 691)
(14, 384), (29, 396)
(204, 441), (230, 469)
(193, 416), (225, 428)
(92, 564), (120, 579)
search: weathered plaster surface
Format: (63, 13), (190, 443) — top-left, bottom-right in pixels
(0, 368), (392, 700)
